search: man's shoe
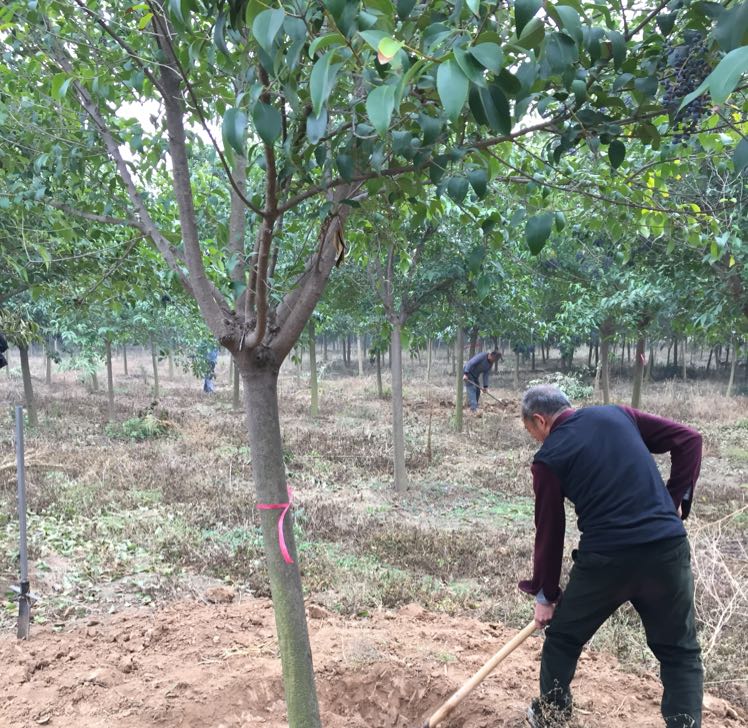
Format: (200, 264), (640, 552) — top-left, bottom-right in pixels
(526, 697), (571, 727)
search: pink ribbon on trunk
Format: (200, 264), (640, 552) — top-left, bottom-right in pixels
(256, 487), (294, 564)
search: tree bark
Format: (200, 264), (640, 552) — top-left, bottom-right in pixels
(168, 350), (175, 380)
(232, 358), (241, 411)
(454, 328), (464, 433)
(468, 325), (478, 359)
(123, 344), (128, 376)
(673, 336), (678, 368)
(376, 351), (383, 398)
(426, 338), (432, 383)
(357, 333), (364, 377)
(309, 320), (319, 417)
(239, 361), (320, 728)
(18, 346), (38, 427)
(726, 337), (737, 397)
(631, 336), (646, 409)
(45, 336), (53, 386)
(150, 337), (160, 399)
(106, 339), (115, 421)
(513, 345), (520, 389)
(600, 320), (614, 405)
(91, 371), (99, 392)
(390, 322), (408, 493)
(682, 338), (687, 381)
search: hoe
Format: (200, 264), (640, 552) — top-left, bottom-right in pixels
(419, 620), (536, 728)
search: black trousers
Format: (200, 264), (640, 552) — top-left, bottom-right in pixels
(541, 536), (703, 728)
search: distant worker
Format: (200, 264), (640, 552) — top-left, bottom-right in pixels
(462, 349), (502, 413)
(203, 348), (219, 393)
(520, 385), (703, 728)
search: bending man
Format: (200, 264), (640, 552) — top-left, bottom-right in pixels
(462, 349), (501, 413)
(520, 384), (703, 728)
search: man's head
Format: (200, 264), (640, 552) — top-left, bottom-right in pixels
(488, 349), (503, 363)
(521, 385), (571, 442)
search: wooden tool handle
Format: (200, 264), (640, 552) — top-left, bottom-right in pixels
(422, 620), (536, 728)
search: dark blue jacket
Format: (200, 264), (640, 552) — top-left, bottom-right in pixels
(463, 352), (493, 387)
(534, 405), (686, 552)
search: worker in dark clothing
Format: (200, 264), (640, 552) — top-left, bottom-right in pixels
(520, 385), (703, 728)
(463, 349), (501, 413)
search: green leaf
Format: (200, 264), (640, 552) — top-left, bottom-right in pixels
(571, 79), (587, 103)
(454, 47), (487, 87)
(51, 73), (71, 101)
(366, 85), (396, 136)
(655, 12), (675, 36)
(468, 43), (504, 74)
(310, 51), (339, 117)
(468, 83), (511, 135)
(359, 29), (388, 51)
(554, 211), (566, 232)
(447, 176), (469, 202)
(467, 168), (488, 198)
(222, 108), (247, 155)
(396, 0), (417, 19)
(515, 0), (541, 36)
(437, 60), (469, 122)
(306, 108), (328, 145)
(466, 0), (480, 17)
(252, 102), (281, 145)
(555, 5), (582, 44)
(252, 8), (286, 56)
(213, 11), (230, 56)
(378, 37), (403, 62)
(714, 2), (748, 52)
(309, 33), (345, 58)
(734, 138), (748, 173)
(543, 32), (578, 75)
(517, 17), (545, 50)
(335, 153), (354, 181)
(526, 212), (553, 255)
(608, 139), (625, 169)
(168, 0), (184, 24)
(419, 114), (443, 145)
(607, 30), (625, 69)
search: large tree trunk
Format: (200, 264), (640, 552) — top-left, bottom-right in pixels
(18, 346), (38, 427)
(454, 328), (464, 433)
(390, 322), (408, 493)
(233, 358), (241, 411)
(240, 361), (320, 728)
(105, 339), (115, 421)
(122, 344), (128, 376)
(631, 336), (646, 409)
(150, 337), (160, 399)
(309, 320), (319, 417)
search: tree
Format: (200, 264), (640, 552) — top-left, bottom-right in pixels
(5, 2), (746, 724)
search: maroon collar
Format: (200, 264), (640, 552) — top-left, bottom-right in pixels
(549, 408), (575, 433)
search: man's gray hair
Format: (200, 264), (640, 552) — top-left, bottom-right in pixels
(521, 385), (571, 420)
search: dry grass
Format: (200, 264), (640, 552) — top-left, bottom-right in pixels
(1, 348), (746, 707)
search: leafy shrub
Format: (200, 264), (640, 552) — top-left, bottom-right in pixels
(106, 413), (169, 441)
(527, 371), (593, 402)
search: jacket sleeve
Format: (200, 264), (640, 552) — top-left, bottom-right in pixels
(518, 461), (565, 602)
(619, 406), (702, 519)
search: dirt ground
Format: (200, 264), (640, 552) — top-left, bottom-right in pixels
(1, 595), (744, 728)
(1, 348), (746, 727)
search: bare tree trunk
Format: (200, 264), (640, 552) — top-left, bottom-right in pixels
(426, 338), (432, 383)
(468, 325), (478, 358)
(513, 345), (520, 389)
(673, 336), (678, 368)
(682, 338), (687, 381)
(45, 336), (53, 386)
(233, 358), (241, 411)
(150, 337), (160, 399)
(390, 322), (408, 493)
(706, 346), (714, 374)
(105, 339), (115, 421)
(600, 321), (614, 405)
(454, 327), (464, 433)
(357, 334), (364, 377)
(376, 351), (383, 398)
(122, 344), (128, 376)
(631, 336), (646, 409)
(726, 337), (737, 397)
(309, 320), (319, 417)
(323, 335), (328, 363)
(18, 346), (38, 427)
(91, 371), (99, 392)
(239, 362), (321, 728)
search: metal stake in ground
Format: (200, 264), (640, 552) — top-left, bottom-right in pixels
(15, 405), (31, 639)
(418, 620), (536, 728)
